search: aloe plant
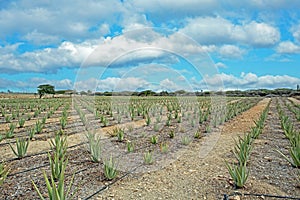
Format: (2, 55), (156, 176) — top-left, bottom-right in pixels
(126, 141), (134, 153)
(18, 117), (25, 128)
(144, 151), (153, 165)
(116, 128), (124, 142)
(276, 137), (300, 168)
(60, 116), (67, 130)
(32, 165), (77, 200)
(145, 114), (151, 126)
(160, 142), (168, 153)
(103, 156), (118, 180)
(0, 162), (9, 186)
(49, 133), (68, 160)
(27, 127), (36, 140)
(35, 120), (43, 134)
(150, 135), (158, 144)
(48, 152), (67, 181)
(9, 137), (29, 158)
(225, 162), (249, 188)
(6, 123), (15, 138)
(86, 132), (102, 162)
(181, 136), (191, 145)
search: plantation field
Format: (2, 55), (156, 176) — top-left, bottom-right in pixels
(0, 95), (299, 199)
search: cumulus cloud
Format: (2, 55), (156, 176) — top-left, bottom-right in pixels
(290, 24), (300, 43)
(74, 77), (150, 92)
(0, 77), (72, 91)
(0, 0), (124, 42)
(219, 45), (245, 59)
(180, 17), (280, 47)
(215, 62), (227, 68)
(200, 72), (300, 90)
(276, 41), (300, 54)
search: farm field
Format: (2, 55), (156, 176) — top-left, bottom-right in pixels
(0, 95), (299, 199)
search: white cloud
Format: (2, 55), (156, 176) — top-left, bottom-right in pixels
(180, 17), (280, 47)
(0, 77), (72, 91)
(159, 78), (180, 91)
(0, 0), (124, 42)
(74, 77), (150, 92)
(128, 0), (219, 21)
(291, 24), (300, 43)
(200, 72), (300, 90)
(215, 62), (227, 68)
(0, 39), (100, 73)
(219, 45), (245, 59)
(276, 41), (300, 54)
(23, 30), (60, 45)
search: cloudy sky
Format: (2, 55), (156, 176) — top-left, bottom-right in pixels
(1, 0), (300, 92)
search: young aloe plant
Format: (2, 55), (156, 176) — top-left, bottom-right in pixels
(276, 138), (300, 168)
(6, 123), (15, 138)
(0, 162), (10, 186)
(9, 137), (29, 158)
(103, 156), (118, 180)
(144, 151), (153, 165)
(60, 116), (67, 130)
(225, 162), (249, 188)
(32, 164), (77, 200)
(48, 152), (68, 181)
(150, 135), (158, 144)
(181, 136), (191, 145)
(117, 128), (124, 142)
(35, 120), (43, 134)
(86, 132), (102, 163)
(18, 117), (25, 128)
(126, 141), (134, 153)
(27, 127), (36, 140)
(160, 142), (168, 153)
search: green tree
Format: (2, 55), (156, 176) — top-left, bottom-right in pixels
(37, 84), (55, 98)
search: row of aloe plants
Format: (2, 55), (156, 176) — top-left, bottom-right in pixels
(226, 100), (270, 188)
(276, 100), (300, 168)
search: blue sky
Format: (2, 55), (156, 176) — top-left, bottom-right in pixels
(1, 0), (300, 92)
